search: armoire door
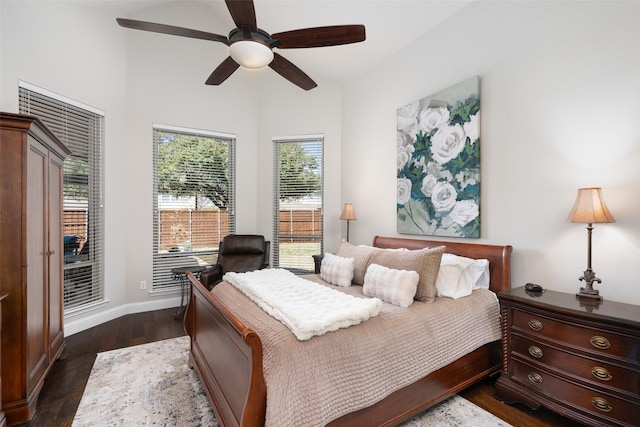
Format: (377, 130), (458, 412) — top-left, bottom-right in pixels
(25, 138), (49, 395)
(47, 150), (65, 359)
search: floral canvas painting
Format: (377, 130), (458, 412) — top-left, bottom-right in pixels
(397, 77), (480, 238)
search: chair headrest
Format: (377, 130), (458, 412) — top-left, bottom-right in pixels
(221, 235), (266, 255)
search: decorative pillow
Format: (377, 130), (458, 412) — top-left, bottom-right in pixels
(362, 263), (418, 307)
(368, 245), (445, 302)
(335, 241), (377, 285)
(320, 252), (355, 287)
(435, 254), (490, 299)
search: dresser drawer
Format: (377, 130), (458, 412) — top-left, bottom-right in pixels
(511, 334), (640, 397)
(511, 359), (640, 427)
(512, 309), (639, 363)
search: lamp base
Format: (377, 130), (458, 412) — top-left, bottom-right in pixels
(576, 268), (603, 301)
(576, 290), (603, 301)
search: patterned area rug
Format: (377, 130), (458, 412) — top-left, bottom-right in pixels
(73, 336), (511, 426)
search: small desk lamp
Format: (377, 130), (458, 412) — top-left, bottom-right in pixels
(339, 203), (357, 242)
(567, 187), (615, 300)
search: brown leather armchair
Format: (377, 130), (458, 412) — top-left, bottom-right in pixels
(200, 234), (270, 289)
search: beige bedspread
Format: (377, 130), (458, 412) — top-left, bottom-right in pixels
(212, 275), (501, 427)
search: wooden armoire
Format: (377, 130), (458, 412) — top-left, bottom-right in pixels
(0, 112), (70, 425)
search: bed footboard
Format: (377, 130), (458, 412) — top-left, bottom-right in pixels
(185, 272), (266, 427)
(327, 340), (501, 426)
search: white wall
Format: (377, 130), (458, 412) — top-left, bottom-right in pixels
(1, 0), (134, 331)
(255, 72), (344, 249)
(341, 1), (640, 305)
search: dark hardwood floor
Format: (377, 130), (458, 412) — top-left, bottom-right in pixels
(20, 308), (186, 427)
(460, 378), (584, 427)
(20, 308), (583, 427)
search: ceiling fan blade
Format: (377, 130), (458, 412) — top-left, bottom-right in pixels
(116, 18), (228, 44)
(225, 0), (257, 32)
(205, 57), (240, 85)
(272, 25), (365, 49)
(269, 53), (317, 91)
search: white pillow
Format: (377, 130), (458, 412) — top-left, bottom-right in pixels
(320, 252), (354, 287)
(362, 263), (418, 307)
(435, 254), (490, 299)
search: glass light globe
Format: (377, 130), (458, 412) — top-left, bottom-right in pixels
(229, 41), (274, 69)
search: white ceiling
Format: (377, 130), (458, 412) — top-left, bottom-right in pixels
(105, 0), (473, 84)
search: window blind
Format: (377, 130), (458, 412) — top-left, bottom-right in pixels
(272, 136), (324, 273)
(152, 126), (236, 292)
(19, 82), (105, 312)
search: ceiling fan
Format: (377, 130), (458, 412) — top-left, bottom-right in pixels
(117, 0), (366, 90)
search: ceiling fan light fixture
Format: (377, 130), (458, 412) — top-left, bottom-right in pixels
(229, 40), (274, 69)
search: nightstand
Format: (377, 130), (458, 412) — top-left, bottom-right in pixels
(495, 287), (639, 427)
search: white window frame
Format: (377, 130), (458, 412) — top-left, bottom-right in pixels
(272, 134), (324, 273)
(152, 124), (236, 292)
(19, 80), (105, 313)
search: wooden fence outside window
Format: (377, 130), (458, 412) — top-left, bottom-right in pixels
(63, 209), (323, 252)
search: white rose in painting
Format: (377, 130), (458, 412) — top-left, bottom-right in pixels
(420, 175), (437, 198)
(397, 132), (415, 170)
(463, 112), (479, 143)
(430, 124), (466, 164)
(397, 178), (413, 205)
(419, 107), (450, 134)
(397, 142), (415, 170)
(431, 181), (457, 212)
(397, 131), (413, 148)
(397, 102), (419, 137)
(449, 199), (479, 226)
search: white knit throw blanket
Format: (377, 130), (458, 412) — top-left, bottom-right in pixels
(223, 269), (382, 340)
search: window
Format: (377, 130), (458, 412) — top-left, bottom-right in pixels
(272, 135), (323, 273)
(152, 125), (236, 291)
(19, 81), (105, 312)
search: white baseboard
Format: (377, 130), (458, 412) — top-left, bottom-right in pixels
(64, 296), (181, 336)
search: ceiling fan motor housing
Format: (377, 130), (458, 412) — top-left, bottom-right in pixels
(228, 27), (280, 48)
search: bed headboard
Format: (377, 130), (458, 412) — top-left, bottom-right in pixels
(372, 236), (513, 293)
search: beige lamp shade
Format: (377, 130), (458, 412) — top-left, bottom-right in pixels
(339, 203), (357, 221)
(567, 187), (615, 224)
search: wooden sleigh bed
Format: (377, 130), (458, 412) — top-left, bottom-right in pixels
(184, 235), (512, 427)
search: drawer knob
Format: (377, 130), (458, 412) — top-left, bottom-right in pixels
(592, 366), (612, 381)
(591, 397), (612, 412)
(590, 335), (611, 350)
(528, 372), (543, 384)
(528, 345), (543, 359)
(528, 319), (543, 331)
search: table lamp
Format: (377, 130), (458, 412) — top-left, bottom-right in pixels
(339, 203), (357, 242)
(567, 187), (615, 300)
